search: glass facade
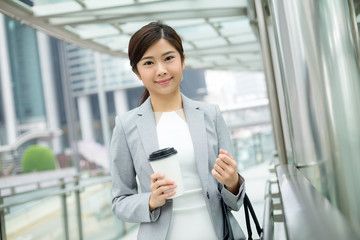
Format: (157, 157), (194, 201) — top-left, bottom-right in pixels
(0, 79), (4, 144)
(5, 16), (46, 126)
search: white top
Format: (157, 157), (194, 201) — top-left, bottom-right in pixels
(155, 110), (218, 240)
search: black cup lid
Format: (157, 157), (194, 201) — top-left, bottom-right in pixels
(149, 147), (177, 161)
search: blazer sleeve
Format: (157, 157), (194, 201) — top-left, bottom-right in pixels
(215, 105), (246, 211)
(110, 116), (160, 223)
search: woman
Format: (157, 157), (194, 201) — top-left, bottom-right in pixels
(110, 22), (246, 240)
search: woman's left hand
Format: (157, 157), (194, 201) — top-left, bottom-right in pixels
(211, 149), (240, 195)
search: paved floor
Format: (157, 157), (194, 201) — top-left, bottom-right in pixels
(119, 161), (275, 240)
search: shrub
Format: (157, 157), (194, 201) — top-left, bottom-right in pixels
(22, 145), (56, 173)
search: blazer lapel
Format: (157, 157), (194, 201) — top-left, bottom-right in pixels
(136, 97), (159, 161)
(182, 95), (209, 193)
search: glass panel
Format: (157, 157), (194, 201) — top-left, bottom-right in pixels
(229, 53), (261, 62)
(228, 34), (257, 44)
(85, 0), (135, 9)
(74, 25), (119, 39)
(5, 193), (64, 239)
(202, 55), (228, 62)
(79, 180), (119, 240)
(182, 41), (194, 51)
(32, 0), (72, 5)
(176, 24), (218, 41)
(5, 17), (46, 125)
(120, 22), (154, 34)
(94, 35), (130, 50)
(233, 128), (275, 171)
(192, 37), (228, 48)
(218, 19), (252, 36)
(165, 19), (206, 28)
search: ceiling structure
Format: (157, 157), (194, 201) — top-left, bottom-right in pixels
(0, 0), (263, 71)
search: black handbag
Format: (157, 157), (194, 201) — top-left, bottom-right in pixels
(222, 194), (263, 240)
(244, 194), (263, 240)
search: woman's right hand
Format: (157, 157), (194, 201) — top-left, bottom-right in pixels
(149, 173), (177, 211)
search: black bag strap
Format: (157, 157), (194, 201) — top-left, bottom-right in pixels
(244, 194), (263, 239)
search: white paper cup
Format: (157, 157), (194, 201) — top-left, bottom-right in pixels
(149, 147), (184, 199)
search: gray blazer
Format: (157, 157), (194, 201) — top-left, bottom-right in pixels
(110, 94), (246, 240)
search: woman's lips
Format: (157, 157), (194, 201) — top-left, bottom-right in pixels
(156, 78), (172, 85)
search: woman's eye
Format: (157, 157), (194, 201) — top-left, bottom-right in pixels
(143, 61), (153, 66)
(165, 56), (174, 61)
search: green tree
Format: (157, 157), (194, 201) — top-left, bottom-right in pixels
(22, 145), (56, 173)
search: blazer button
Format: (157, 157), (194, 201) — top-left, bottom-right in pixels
(206, 192), (210, 199)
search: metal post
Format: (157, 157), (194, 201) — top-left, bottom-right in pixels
(74, 176), (83, 240)
(0, 194), (7, 240)
(0, 14), (17, 145)
(94, 52), (111, 153)
(254, 0), (287, 165)
(347, 0), (360, 65)
(259, 133), (264, 163)
(58, 41), (81, 173)
(60, 178), (69, 240)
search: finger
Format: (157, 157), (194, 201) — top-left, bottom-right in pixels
(216, 158), (236, 176)
(213, 164), (230, 179)
(220, 149), (235, 162)
(216, 158), (238, 179)
(152, 178), (175, 190)
(163, 190), (176, 199)
(218, 154), (237, 168)
(152, 185), (177, 202)
(211, 168), (224, 183)
(151, 172), (165, 183)
(216, 157), (231, 170)
(220, 149), (233, 159)
(156, 184), (177, 195)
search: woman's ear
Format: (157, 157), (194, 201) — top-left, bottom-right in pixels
(132, 67), (142, 80)
(182, 54), (186, 70)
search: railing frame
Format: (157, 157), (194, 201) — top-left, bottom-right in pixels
(276, 165), (359, 240)
(0, 175), (111, 240)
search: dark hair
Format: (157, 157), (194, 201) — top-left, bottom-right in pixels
(128, 21), (185, 105)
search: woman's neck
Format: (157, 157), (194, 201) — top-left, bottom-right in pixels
(150, 92), (182, 112)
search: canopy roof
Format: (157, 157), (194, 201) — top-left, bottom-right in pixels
(0, 0), (262, 71)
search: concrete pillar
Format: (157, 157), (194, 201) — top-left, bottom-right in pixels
(114, 89), (129, 116)
(37, 31), (63, 154)
(77, 95), (95, 141)
(0, 14), (17, 145)
(94, 52), (110, 150)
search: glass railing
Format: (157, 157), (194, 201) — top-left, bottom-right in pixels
(233, 129), (275, 171)
(0, 173), (135, 240)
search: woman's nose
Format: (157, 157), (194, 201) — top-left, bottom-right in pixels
(156, 63), (167, 76)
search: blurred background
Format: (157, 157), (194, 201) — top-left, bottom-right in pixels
(0, 1), (274, 239)
(1, 0), (360, 240)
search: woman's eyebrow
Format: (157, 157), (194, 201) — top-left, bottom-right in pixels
(140, 56), (153, 61)
(162, 51), (175, 56)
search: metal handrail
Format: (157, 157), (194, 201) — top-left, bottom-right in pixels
(0, 171), (79, 197)
(0, 169), (110, 197)
(276, 165), (359, 240)
(0, 172), (79, 190)
(0, 175), (111, 211)
(262, 180), (274, 240)
(0, 174), (112, 240)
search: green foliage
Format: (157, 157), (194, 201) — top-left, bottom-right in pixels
(22, 145), (56, 173)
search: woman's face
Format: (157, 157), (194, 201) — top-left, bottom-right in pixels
(135, 39), (185, 99)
